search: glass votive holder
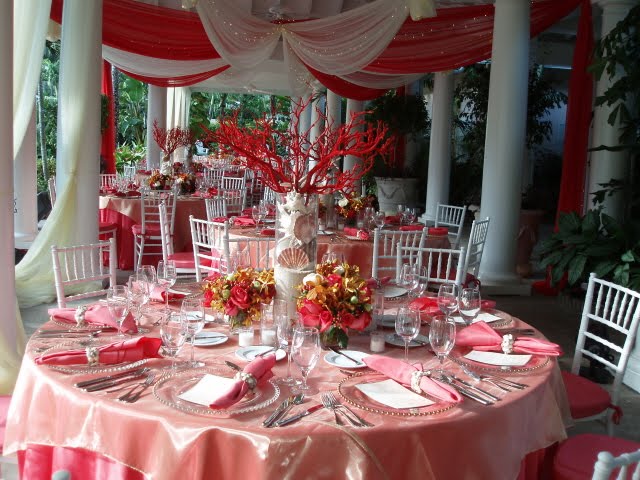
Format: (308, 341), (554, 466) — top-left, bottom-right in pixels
(237, 327), (255, 347)
(370, 331), (386, 353)
(261, 326), (278, 347)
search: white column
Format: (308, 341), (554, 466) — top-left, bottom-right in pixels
(478, 0), (530, 285)
(146, 84), (167, 169)
(308, 92), (325, 171)
(343, 99), (365, 194)
(0, 0), (21, 391)
(14, 106), (39, 248)
(587, 0), (636, 219)
(423, 71), (454, 223)
(299, 94), (312, 142)
(326, 90), (343, 131)
(56, 0), (102, 246)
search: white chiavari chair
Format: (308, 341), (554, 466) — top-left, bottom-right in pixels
(100, 174), (118, 190)
(462, 217), (490, 283)
(220, 188), (246, 216)
(190, 216), (230, 282)
(222, 230), (275, 270)
(159, 202), (195, 275)
(221, 175), (246, 191)
(132, 191), (176, 271)
(123, 164), (137, 180)
(205, 196), (227, 221)
(396, 244), (467, 290)
(435, 203), (467, 249)
(371, 228), (427, 281)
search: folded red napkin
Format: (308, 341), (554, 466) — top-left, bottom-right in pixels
(365, 276), (392, 289)
(126, 190), (141, 197)
(210, 216), (228, 223)
(399, 225), (423, 232)
(343, 227), (370, 240)
(35, 336), (162, 366)
(233, 216), (255, 226)
(428, 227), (449, 236)
(409, 297), (496, 313)
(363, 355), (462, 403)
(149, 286), (188, 303)
(260, 228), (276, 236)
(456, 321), (562, 356)
(209, 355), (276, 408)
(48, 305), (137, 334)
(385, 215), (401, 224)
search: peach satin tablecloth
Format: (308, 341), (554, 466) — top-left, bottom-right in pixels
(5, 310), (570, 480)
(99, 195), (207, 270)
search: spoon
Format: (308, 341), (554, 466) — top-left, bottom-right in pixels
(270, 393), (305, 427)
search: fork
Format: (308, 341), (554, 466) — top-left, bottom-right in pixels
(321, 393), (344, 426)
(118, 373), (156, 403)
(326, 392), (374, 427)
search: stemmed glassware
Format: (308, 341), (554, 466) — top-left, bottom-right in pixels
(373, 211), (386, 230)
(160, 313), (187, 370)
(275, 312), (299, 386)
(251, 205), (265, 233)
(437, 284), (459, 321)
(107, 285), (130, 337)
(291, 326), (321, 393)
(127, 273), (149, 329)
(404, 207), (417, 224)
(157, 260), (177, 316)
(458, 287), (482, 326)
(411, 266), (428, 298)
(180, 297), (206, 368)
(395, 306), (421, 363)
(429, 315), (456, 372)
(400, 264), (419, 296)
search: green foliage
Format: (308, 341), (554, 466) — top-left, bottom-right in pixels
(116, 73), (148, 145)
(115, 144), (146, 173)
(36, 157), (56, 194)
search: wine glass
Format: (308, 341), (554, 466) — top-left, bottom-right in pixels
(157, 260), (177, 316)
(107, 285), (130, 337)
(127, 273), (149, 328)
(411, 266), (428, 298)
(251, 205), (265, 233)
(275, 312), (299, 386)
(395, 306), (421, 363)
(160, 313), (187, 371)
(180, 297), (206, 368)
(235, 248), (251, 269)
(373, 211), (386, 230)
(400, 264), (419, 296)
(458, 287), (482, 326)
(404, 207), (417, 224)
(291, 326), (321, 393)
(437, 284), (459, 321)
(429, 315), (456, 372)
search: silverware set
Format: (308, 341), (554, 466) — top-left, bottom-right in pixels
(321, 392), (373, 427)
(74, 367), (157, 403)
(262, 394), (305, 427)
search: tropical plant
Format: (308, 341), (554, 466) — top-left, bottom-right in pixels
(115, 144), (146, 173)
(116, 74), (147, 145)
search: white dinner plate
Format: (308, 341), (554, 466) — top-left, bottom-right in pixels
(383, 286), (408, 299)
(193, 332), (228, 347)
(385, 333), (429, 348)
(319, 230), (335, 235)
(323, 350), (369, 369)
(235, 346), (286, 362)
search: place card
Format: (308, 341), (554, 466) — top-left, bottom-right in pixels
(464, 350), (532, 367)
(178, 374), (235, 406)
(355, 379), (434, 409)
(452, 312), (502, 324)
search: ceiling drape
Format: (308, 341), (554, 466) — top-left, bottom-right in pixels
(50, 0), (583, 99)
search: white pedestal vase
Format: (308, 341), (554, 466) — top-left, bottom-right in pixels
(375, 177), (419, 214)
(274, 192), (318, 320)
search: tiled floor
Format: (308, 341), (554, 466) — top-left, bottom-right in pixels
(6, 272), (639, 479)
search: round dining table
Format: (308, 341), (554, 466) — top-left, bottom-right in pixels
(4, 302), (570, 480)
(99, 194), (207, 270)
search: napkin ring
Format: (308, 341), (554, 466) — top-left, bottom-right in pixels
(410, 370), (429, 394)
(234, 371), (257, 390)
(501, 334), (514, 354)
(74, 305), (88, 327)
(85, 346), (99, 366)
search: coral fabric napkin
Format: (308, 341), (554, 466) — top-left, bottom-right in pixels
(365, 276), (392, 289)
(149, 287), (188, 303)
(385, 215), (401, 224)
(343, 227), (370, 240)
(260, 228), (276, 236)
(210, 216), (228, 223)
(48, 305), (137, 334)
(428, 227), (449, 236)
(35, 337), (162, 365)
(233, 216), (255, 226)
(409, 297), (496, 313)
(209, 355), (276, 408)
(399, 225), (423, 231)
(363, 355), (462, 403)
(456, 321), (562, 356)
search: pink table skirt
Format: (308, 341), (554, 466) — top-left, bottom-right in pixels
(99, 196), (207, 270)
(5, 312), (570, 480)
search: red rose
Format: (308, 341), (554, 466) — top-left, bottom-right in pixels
(318, 310), (335, 333)
(203, 289), (214, 306)
(326, 274), (343, 286)
(229, 285), (251, 310)
(225, 303), (239, 317)
(349, 313), (371, 331)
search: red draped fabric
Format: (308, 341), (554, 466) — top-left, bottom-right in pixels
(122, 65), (231, 88)
(100, 60), (116, 174)
(304, 66), (388, 101)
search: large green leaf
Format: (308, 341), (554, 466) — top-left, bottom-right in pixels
(567, 255), (588, 285)
(558, 212), (582, 232)
(583, 243), (620, 257)
(593, 259), (618, 279)
(581, 210), (600, 236)
(540, 250), (564, 269)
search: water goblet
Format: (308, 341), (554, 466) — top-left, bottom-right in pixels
(411, 266), (428, 298)
(251, 205), (264, 233)
(373, 211), (386, 230)
(127, 274), (149, 328)
(429, 315), (456, 372)
(404, 207), (417, 224)
(395, 306), (421, 363)
(180, 297), (206, 368)
(400, 264), (419, 296)
(107, 285), (130, 337)
(275, 313), (299, 386)
(458, 287), (482, 326)
(157, 260), (177, 318)
(235, 248), (251, 269)
(291, 326), (321, 394)
(160, 313), (187, 370)
(437, 284), (459, 321)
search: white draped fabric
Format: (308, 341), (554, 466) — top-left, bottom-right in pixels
(167, 87), (192, 130)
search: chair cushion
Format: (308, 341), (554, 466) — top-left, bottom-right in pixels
(553, 433), (640, 480)
(167, 252), (196, 269)
(561, 371), (612, 419)
(0, 394), (12, 449)
(131, 224), (161, 236)
(99, 221), (117, 231)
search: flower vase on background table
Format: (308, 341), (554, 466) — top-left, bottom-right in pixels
(274, 192), (318, 320)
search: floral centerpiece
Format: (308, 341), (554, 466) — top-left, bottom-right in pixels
(204, 99), (392, 318)
(203, 268), (276, 330)
(297, 260), (372, 348)
(147, 171), (172, 191)
(335, 192), (376, 223)
(152, 120), (193, 172)
(174, 172), (196, 195)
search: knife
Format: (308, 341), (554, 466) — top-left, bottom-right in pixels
(37, 327), (117, 335)
(225, 361), (242, 371)
(275, 404), (323, 427)
(262, 396), (292, 427)
(83, 369), (150, 392)
(451, 375), (501, 402)
(328, 347), (362, 365)
(439, 374), (493, 406)
(74, 367), (148, 389)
